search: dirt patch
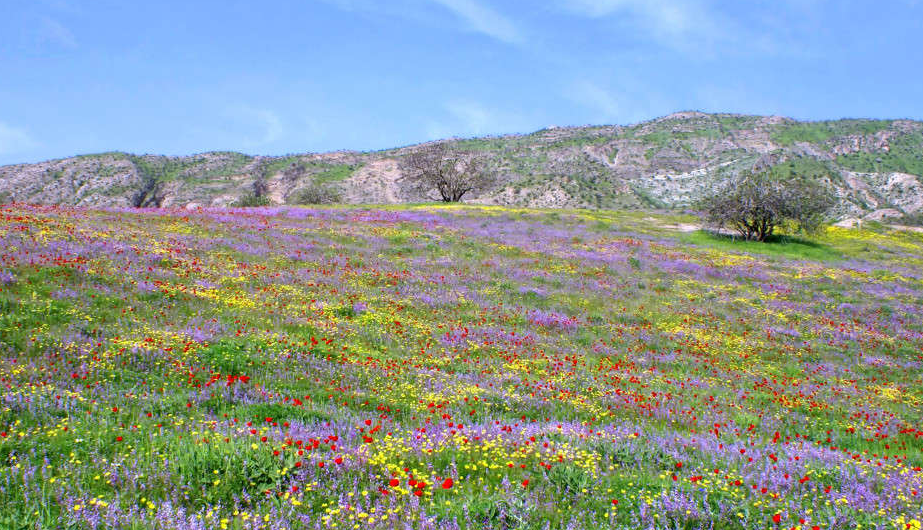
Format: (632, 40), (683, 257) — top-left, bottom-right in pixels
(340, 159), (404, 203)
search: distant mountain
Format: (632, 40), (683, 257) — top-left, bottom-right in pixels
(2, 112), (922, 221)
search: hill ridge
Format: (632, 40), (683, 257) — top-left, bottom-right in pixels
(2, 112), (921, 222)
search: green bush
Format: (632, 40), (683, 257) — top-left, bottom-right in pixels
(234, 193), (272, 207)
(290, 183), (341, 205)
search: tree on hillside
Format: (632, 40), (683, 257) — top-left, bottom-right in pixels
(252, 176), (269, 199)
(234, 163), (273, 207)
(252, 162), (272, 199)
(283, 161), (308, 182)
(129, 159), (166, 208)
(399, 144), (495, 202)
(699, 170), (835, 241)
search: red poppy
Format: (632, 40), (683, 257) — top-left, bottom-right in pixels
(442, 478), (453, 489)
(389, 478), (400, 487)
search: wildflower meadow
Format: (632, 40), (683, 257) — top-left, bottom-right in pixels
(1, 203), (921, 530)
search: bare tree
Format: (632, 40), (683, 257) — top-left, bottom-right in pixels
(283, 161), (308, 182)
(233, 163), (273, 207)
(399, 144), (495, 202)
(252, 178), (269, 199)
(699, 170), (835, 241)
(129, 159), (165, 208)
(252, 164), (271, 199)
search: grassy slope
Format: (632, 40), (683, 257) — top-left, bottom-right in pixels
(1, 204), (922, 529)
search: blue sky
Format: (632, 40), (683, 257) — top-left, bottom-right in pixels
(1, 0), (921, 165)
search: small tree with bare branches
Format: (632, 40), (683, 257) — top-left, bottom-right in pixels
(129, 156), (166, 208)
(399, 144), (495, 202)
(700, 170), (835, 241)
(234, 163), (273, 207)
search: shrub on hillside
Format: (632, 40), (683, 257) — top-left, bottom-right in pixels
(893, 212), (923, 227)
(290, 183), (341, 205)
(233, 193), (272, 207)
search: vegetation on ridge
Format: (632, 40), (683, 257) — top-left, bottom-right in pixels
(0, 113), (921, 222)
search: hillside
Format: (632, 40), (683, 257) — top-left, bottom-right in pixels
(2, 203), (922, 528)
(2, 112), (922, 222)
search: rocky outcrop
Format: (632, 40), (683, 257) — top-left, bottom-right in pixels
(1, 113), (921, 222)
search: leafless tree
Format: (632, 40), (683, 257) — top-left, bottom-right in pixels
(700, 170), (835, 241)
(399, 144), (495, 202)
(251, 163), (272, 199)
(252, 178), (269, 199)
(130, 164), (165, 208)
(283, 161), (308, 182)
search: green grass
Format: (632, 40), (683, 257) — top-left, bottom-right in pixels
(767, 158), (840, 183)
(260, 155), (306, 176)
(836, 132), (923, 176)
(676, 230), (844, 261)
(313, 163), (361, 183)
(770, 119), (893, 146)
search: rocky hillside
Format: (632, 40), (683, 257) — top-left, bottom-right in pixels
(2, 112), (922, 221)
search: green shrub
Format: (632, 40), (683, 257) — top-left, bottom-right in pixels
(234, 193), (272, 207)
(290, 183), (341, 205)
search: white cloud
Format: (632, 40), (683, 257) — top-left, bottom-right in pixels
(235, 107), (284, 148)
(180, 105), (306, 154)
(322, 0), (524, 45)
(559, 0), (731, 53)
(567, 81), (623, 122)
(319, 0), (381, 12)
(444, 100), (493, 134)
(37, 16), (77, 49)
(564, 79), (674, 125)
(563, 0), (699, 32)
(559, 0), (823, 58)
(426, 0), (524, 44)
(0, 122), (38, 156)
(425, 100), (527, 139)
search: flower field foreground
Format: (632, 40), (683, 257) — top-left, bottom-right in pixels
(1, 203), (922, 530)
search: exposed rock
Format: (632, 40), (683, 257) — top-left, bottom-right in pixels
(1, 113), (920, 222)
(864, 208), (904, 221)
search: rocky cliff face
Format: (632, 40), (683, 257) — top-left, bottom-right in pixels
(2, 112), (922, 221)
